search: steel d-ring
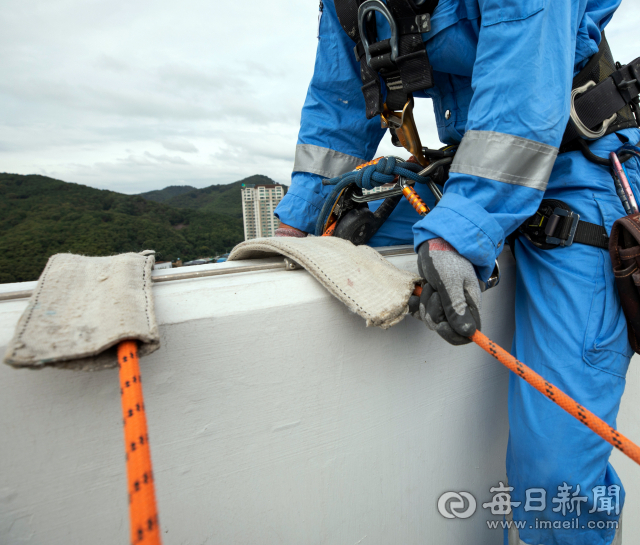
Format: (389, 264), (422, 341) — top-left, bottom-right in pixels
(357, 0), (399, 68)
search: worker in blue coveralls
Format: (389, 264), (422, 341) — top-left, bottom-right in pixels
(274, 0), (640, 543)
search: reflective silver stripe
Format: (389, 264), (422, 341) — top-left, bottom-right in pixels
(450, 130), (558, 191)
(293, 144), (364, 179)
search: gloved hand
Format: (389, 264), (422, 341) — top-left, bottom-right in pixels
(409, 238), (481, 345)
(274, 223), (308, 238)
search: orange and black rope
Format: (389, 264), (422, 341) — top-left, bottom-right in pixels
(470, 330), (640, 465)
(118, 341), (162, 545)
(322, 219), (338, 237)
(412, 285), (640, 466)
(355, 156), (384, 170)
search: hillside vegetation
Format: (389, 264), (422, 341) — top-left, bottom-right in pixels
(148, 175), (277, 218)
(0, 173), (257, 284)
(139, 185), (197, 202)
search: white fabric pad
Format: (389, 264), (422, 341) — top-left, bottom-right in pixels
(229, 237), (420, 329)
(3, 251), (159, 371)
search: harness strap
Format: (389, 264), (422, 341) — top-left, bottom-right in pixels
(335, 0), (438, 119)
(336, 0), (385, 117)
(571, 220), (610, 249)
(512, 199), (609, 251)
(386, 0), (436, 97)
(562, 34), (640, 150)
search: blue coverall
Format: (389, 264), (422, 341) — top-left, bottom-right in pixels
(274, 0), (640, 543)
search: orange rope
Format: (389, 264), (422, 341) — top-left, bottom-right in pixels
(411, 284), (640, 466)
(322, 220), (338, 237)
(118, 341), (162, 545)
(355, 156), (383, 170)
(470, 330), (640, 465)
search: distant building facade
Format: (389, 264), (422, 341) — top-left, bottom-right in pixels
(241, 183), (284, 240)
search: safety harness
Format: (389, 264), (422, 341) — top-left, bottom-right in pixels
(512, 199), (609, 251)
(335, 0), (438, 120)
(515, 35), (640, 253)
(562, 34), (640, 150)
(329, 2), (640, 256)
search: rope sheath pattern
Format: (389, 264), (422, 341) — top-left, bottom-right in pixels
(118, 341), (162, 545)
(471, 330), (640, 466)
(322, 220), (338, 237)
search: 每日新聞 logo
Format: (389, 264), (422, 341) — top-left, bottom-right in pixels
(437, 491), (477, 519)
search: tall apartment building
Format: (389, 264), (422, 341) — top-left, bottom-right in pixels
(241, 183), (285, 240)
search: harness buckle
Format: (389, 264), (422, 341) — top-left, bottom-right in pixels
(545, 208), (580, 247)
(569, 81), (618, 140)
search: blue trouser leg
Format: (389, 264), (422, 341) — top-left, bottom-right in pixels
(505, 135), (639, 545)
(506, 238), (629, 544)
(363, 134), (638, 545)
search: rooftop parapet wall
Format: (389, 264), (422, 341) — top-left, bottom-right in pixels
(1, 249), (639, 543)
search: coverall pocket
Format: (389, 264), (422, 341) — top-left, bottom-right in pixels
(480, 0), (544, 27)
(583, 197), (634, 378)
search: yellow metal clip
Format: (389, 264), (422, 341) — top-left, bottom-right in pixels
(380, 98), (428, 167)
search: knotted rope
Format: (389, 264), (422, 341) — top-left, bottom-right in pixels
(315, 157), (431, 236)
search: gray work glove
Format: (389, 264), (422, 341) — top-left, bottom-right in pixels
(409, 238), (482, 345)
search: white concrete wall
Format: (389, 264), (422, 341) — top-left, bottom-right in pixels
(0, 251), (638, 544)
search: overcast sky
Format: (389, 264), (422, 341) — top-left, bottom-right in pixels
(1, 1), (639, 194)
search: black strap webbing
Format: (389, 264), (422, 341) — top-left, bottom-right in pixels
(334, 0), (360, 39)
(514, 199), (609, 251)
(559, 217), (609, 249)
(561, 34), (640, 148)
(334, 0), (438, 119)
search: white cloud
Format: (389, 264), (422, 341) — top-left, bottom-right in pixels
(143, 152), (190, 165)
(161, 140), (199, 153)
(0, 0), (639, 194)
(0, 0), (316, 192)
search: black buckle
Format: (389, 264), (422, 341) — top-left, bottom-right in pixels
(612, 61), (640, 104)
(544, 208), (580, 247)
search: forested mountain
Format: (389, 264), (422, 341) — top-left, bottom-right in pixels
(0, 173), (255, 284)
(138, 185), (197, 203)
(146, 175), (278, 218)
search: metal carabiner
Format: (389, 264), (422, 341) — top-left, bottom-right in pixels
(398, 176), (430, 216)
(569, 81), (617, 140)
(484, 261), (501, 290)
(357, 0), (399, 69)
